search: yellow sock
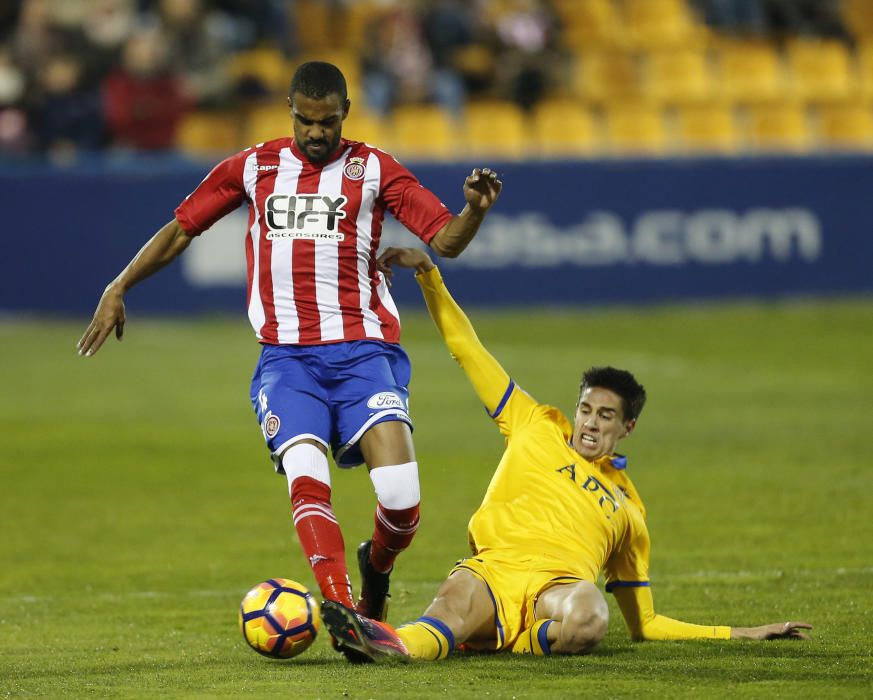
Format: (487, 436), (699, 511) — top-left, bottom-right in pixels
(510, 619), (554, 656)
(396, 616), (455, 661)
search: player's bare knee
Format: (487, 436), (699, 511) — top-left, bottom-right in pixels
(559, 603), (609, 654)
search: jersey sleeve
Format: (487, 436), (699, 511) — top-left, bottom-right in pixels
(174, 150), (249, 236)
(606, 516), (731, 640)
(378, 152), (453, 245)
(416, 267), (539, 436)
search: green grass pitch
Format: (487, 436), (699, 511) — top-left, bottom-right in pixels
(1, 298), (871, 698)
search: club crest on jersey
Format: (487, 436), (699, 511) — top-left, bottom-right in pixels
(265, 193), (347, 240)
(367, 392), (405, 410)
(344, 157), (366, 181)
(263, 411), (281, 439)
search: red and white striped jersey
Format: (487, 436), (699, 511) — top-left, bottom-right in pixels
(175, 137), (452, 345)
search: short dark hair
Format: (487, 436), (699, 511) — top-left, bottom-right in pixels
(289, 61), (347, 101)
(579, 366), (647, 422)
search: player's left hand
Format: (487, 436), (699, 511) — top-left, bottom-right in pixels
(730, 621), (813, 640)
(463, 168), (502, 213)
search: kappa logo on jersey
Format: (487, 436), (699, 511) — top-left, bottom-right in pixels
(344, 156), (366, 181)
(263, 411), (281, 439)
(367, 392), (405, 410)
(265, 194), (348, 239)
(256, 163), (279, 171)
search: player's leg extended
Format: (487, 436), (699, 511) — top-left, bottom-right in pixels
(397, 569), (497, 660)
(523, 580), (609, 655)
(321, 569), (496, 662)
(250, 345), (354, 608)
(357, 420), (420, 620)
(281, 440), (355, 608)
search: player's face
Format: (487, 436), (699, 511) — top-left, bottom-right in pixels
(572, 386), (635, 461)
(289, 92), (349, 163)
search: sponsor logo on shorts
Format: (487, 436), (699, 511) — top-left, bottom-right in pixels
(344, 156), (366, 180)
(367, 392), (405, 410)
(263, 411), (281, 438)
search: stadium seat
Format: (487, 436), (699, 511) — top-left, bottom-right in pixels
(676, 103), (739, 154)
(622, 0), (702, 50)
(343, 107), (389, 150)
(604, 102), (669, 155)
(786, 39), (856, 103)
(391, 105), (458, 160)
(462, 102), (527, 159)
(716, 41), (786, 103)
(643, 49), (715, 104)
(573, 51), (641, 104)
(293, 0), (334, 51)
(855, 41), (873, 101)
(841, 0), (873, 41)
(531, 99), (598, 157)
(554, 0), (621, 49)
(227, 48), (289, 95)
(176, 110), (241, 156)
(746, 103), (811, 152)
(818, 103), (873, 150)
(241, 104), (292, 146)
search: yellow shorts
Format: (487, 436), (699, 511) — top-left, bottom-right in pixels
(451, 552), (583, 651)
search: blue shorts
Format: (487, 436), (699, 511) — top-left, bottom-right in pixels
(249, 340), (412, 469)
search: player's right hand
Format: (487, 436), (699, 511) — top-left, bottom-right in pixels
(77, 287), (126, 357)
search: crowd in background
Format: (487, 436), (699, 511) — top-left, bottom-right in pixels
(0, 0), (852, 159)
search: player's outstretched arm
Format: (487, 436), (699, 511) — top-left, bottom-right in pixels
(378, 247), (512, 415)
(429, 168), (502, 258)
(612, 586), (812, 641)
(77, 218), (193, 357)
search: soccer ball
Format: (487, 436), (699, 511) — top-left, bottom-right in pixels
(239, 578), (320, 658)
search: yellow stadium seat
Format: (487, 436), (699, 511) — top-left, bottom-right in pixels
(786, 39), (856, 103)
(676, 103), (739, 154)
(854, 41), (873, 101)
(623, 0), (701, 50)
(342, 107), (389, 149)
(746, 103), (811, 152)
(293, 0), (333, 52)
(227, 48), (289, 95)
(531, 99), (598, 157)
(716, 41), (787, 103)
(464, 102), (527, 159)
(391, 105), (458, 160)
(176, 110), (241, 156)
(604, 102), (669, 155)
(241, 104), (292, 147)
(818, 104), (873, 150)
(573, 51), (641, 104)
(842, 0), (873, 41)
(644, 49), (715, 104)
(554, 0), (621, 49)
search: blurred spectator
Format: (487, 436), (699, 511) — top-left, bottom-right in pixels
(151, 0), (236, 108)
(361, 3), (465, 117)
(0, 45), (31, 153)
(33, 53), (104, 158)
(102, 27), (190, 150)
(691, 0), (767, 34)
(420, 0), (495, 100)
(489, 0), (565, 111)
(693, 0), (849, 40)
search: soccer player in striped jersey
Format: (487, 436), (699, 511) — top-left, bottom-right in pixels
(321, 247), (811, 663)
(76, 62), (502, 630)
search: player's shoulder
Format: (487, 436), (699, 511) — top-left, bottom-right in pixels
(241, 136), (295, 157)
(343, 139), (405, 167)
